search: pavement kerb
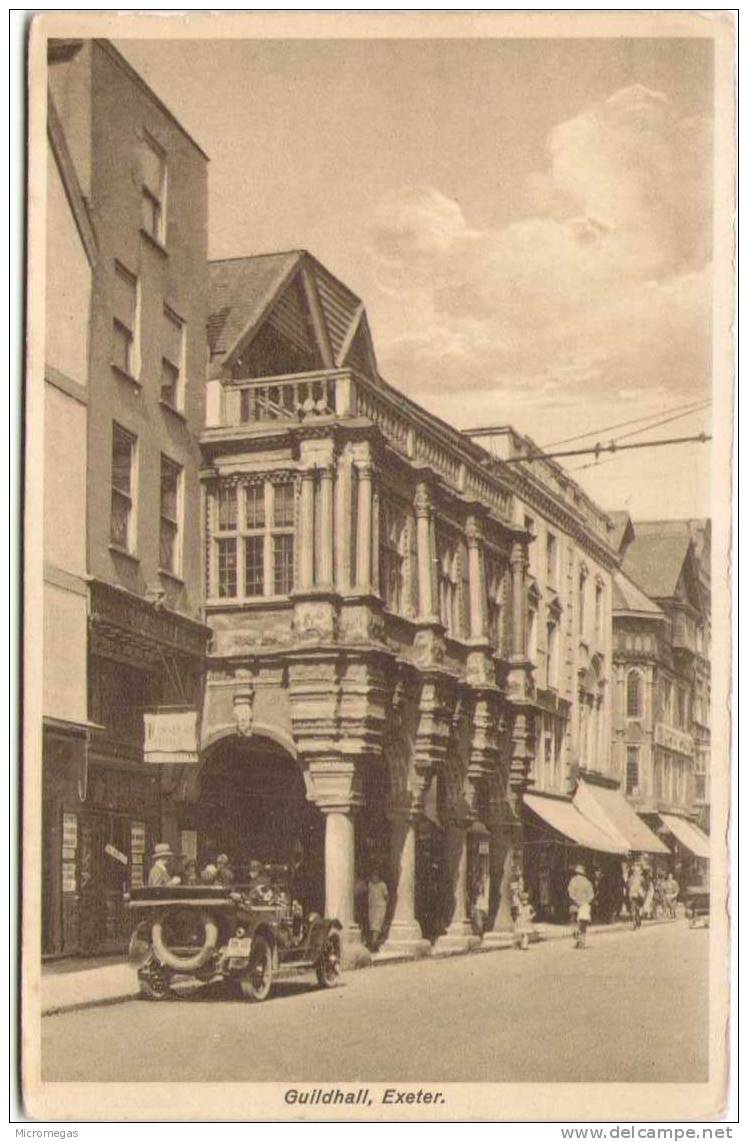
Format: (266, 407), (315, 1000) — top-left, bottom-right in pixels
(41, 916), (681, 1017)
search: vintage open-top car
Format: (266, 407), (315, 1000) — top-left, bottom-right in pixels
(125, 872), (342, 1001)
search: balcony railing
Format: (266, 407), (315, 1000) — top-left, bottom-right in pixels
(205, 368), (514, 523)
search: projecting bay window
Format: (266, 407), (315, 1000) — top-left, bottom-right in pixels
(112, 262), (139, 378)
(211, 479), (296, 601)
(159, 456), (182, 576)
(379, 499), (408, 615)
(141, 133), (167, 244)
(161, 306), (185, 410)
(110, 424), (137, 553)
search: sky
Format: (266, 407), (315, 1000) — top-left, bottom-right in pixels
(117, 35), (714, 521)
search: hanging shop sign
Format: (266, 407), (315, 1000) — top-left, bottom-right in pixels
(144, 707), (199, 764)
(104, 843), (128, 865)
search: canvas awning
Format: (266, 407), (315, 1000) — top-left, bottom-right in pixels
(660, 814), (711, 860)
(524, 792), (627, 855)
(573, 779), (670, 855)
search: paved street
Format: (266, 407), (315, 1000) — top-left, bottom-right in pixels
(42, 921), (708, 1084)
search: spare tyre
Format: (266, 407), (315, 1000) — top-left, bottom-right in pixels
(151, 908), (219, 972)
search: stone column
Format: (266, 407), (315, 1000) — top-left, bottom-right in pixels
(298, 467), (316, 590)
(355, 463), (373, 591)
(415, 482), (436, 620)
(334, 456), (351, 591)
(381, 811), (430, 958)
(433, 820), (481, 955)
(466, 516), (488, 642)
(318, 463), (334, 589)
(322, 807), (370, 968)
(371, 479), (381, 595)
(483, 829), (521, 946)
(510, 539), (528, 660)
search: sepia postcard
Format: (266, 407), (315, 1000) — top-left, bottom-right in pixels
(21, 9), (735, 1125)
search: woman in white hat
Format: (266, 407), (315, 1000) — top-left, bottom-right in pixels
(148, 842), (181, 887)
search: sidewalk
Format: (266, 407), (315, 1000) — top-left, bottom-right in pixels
(41, 916), (678, 1016)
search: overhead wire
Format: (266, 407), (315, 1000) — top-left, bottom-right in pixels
(539, 396), (711, 449)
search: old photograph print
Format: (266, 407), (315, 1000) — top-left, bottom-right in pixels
(23, 11), (733, 1123)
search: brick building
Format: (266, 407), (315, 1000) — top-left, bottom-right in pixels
(42, 40), (210, 955)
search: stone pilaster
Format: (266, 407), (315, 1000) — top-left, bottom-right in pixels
(317, 462), (335, 589)
(298, 466), (316, 590)
(355, 462), (373, 591)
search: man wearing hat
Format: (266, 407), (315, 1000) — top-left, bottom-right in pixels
(567, 863), (594, 949)
(148, 842), (181, 887)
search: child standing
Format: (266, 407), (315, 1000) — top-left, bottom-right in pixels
(514, 891), (535, 950)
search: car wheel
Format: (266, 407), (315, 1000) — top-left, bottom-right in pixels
(240, 935), (272, 1002)
(316, 930), (341, 989)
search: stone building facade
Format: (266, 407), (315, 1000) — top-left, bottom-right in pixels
(610, 516), (711, 877)
(471, 429), (633, 919)
(42, 40), (210, 954)
(167, 250), (538, 962)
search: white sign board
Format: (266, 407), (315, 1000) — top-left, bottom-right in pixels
(105, 843), (128, 865)
(144, 708), (199, 764)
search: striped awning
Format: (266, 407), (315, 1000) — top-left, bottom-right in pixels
(660, 814), (710, 860)
(524, 792), (627, 855)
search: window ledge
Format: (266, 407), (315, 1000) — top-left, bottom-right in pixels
(205, 596), (293, 610)
(159, 399), (188, 424)
(110, 364), (142, 389)
(158, 568), (184, 585)
(109, 544), (139, 564)
(139, 227), (168, 257)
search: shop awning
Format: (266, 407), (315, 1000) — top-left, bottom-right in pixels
(524, 792), (627, 854)
(573, 779), (670, 855)
(660, 814), (711, 860)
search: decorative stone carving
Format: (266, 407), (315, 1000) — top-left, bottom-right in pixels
(233, 676), (255, 737)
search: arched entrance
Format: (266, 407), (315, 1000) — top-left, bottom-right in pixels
(182, 734), (325, 912)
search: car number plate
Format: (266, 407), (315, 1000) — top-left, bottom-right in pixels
(226, 937), (252, 957)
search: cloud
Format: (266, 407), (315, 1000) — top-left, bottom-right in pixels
(365, 85), (713, 422)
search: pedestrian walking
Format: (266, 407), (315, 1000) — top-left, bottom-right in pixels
(567, 864), (594, 949)
(367, 867), (389, 952)
(514, 890), (535, 950)
(627, 860), (645, 929)
(664, 871), (680, 919)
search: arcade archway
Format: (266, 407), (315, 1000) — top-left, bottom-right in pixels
(181, 734), (325, 912)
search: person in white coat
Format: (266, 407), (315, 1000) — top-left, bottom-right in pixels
(367, 867), (389, 951)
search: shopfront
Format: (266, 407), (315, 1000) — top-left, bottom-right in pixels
(522, 790), (627, 924)
(656, 813), (710, 888)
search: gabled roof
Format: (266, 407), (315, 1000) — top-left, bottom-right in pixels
(607, 510), (635, 556)
(207, 250), (377, 381)
(621, 531), (695, 603)
(612, 570), (665, 618)
(208, 251), (303, 362)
